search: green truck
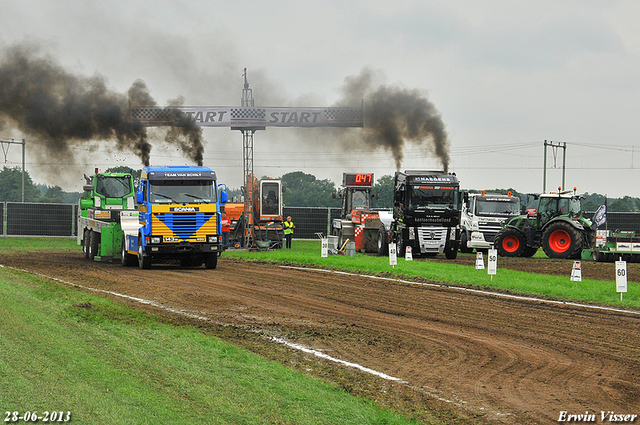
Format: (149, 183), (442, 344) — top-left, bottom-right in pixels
(77, 169), (138, 263)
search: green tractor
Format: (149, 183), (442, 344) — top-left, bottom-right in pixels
(494, 189), (596, 259)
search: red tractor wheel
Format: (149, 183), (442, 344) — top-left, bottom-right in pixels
(542, 222), (582, 259)
(495, 228), (525, 257)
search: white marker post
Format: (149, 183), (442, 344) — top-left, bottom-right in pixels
(389, 243), (397, 267)
(321, 238), (328, 258)
(570, 261), (582, 282)
(405, 245), (413, 261)
(475, 251), (485, 270)
(487, 249), (497, 280)
(616, 260), (627, 302)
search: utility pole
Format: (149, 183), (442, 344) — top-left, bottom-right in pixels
(0, 138), (26, 202)
(543, 140), (566, 193)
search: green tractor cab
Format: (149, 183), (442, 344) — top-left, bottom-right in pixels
(494, 188), (595, 259)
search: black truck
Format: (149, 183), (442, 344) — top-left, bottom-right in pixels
(377, 170), (462, 259)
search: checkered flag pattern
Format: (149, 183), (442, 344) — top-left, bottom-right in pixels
(130, 108), (176, 123)
(231, 108), (266, 120)
(323, 108), (363, 122)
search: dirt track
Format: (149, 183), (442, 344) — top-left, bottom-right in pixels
(2, 251), (639, 424)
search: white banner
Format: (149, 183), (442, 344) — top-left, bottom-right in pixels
(130, 106), (363, 128)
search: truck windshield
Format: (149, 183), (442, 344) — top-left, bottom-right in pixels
(149, 180), (216, 203)
(96, 175), (132, 198)
(475, 198), (520, 216)
(409, 186), (458, 210)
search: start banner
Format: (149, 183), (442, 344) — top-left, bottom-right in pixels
(130, 106), (363, 128)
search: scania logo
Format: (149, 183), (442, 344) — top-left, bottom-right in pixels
(170, 207), (198, 212)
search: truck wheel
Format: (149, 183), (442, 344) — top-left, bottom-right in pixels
(377, 226), (389, 256)
(445, 241), (459, 259)
(542, 222), (582, 259)
(137, 237), (151, 269)
(204, 252), (218, 269)
(459, 232), (472, 253)
(82, 229), (91, 260)
(89, 231), (100, 260)
(495, 228), (525, 257)
(121, 239), (135, 267)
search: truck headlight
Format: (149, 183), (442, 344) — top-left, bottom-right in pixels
(207, 235), (218, 243)
(408, 227), (415, 240)
(150, 236), (162, 244)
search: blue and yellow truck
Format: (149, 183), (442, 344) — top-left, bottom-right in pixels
(80, 166), (227, 269)
(123, 166), (228, 269)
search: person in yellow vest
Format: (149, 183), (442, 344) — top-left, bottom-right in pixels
(283, 216), (295, 249)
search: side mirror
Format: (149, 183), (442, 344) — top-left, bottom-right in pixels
(218, 184), (228, 204)
(136, 190), (143, 204)
(463, 192), (469, 203)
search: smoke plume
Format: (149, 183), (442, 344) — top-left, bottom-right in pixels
(0, 42), (203, 168)
(338, 68), (450, 172)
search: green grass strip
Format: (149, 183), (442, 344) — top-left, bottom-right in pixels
(0, 267), (416, 425)
(225, 241), (640, 310)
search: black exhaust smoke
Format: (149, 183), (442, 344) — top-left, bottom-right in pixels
(0, 42), (203, 167)
(337, 68), (450, 172)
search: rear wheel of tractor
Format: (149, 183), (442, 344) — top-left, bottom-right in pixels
(377, 226), (389, 256)
(542, 222), (582, 259)
(459, 232), (472, 253)
(495, 228), (525, 257)
(204, 252), (218, 269)
(137, 237), (151, 269)
(82, 229), (91, 259)
(89, 231), (100, 260)
(121, 238), (135, 267)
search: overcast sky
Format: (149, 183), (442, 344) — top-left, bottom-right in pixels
(1, 0), (639, 198)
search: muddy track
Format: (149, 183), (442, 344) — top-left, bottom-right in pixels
(1, 251), (639, 424)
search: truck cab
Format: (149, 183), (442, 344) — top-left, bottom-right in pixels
(385, 170), (462, 258)
(125, 166), (228, 269)
(460, 192), (520, 252)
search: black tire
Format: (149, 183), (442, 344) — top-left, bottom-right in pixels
(82, 229), (91, 260)
(121, 238), (135, 267)
(137, 236), (151, 269)
(459, 232), (472, 253)
(89, 231), (100, 260)
(495, 228), (525, 257)
(377, 226), (389, 256)
(204, 252), (218, 269)
(542, 222), (582, 259)
(445, 240), (458, 259)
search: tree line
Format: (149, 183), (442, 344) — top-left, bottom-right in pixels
(0, 165), (637, 212)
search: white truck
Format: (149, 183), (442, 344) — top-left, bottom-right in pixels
(459, 191), (520, 253)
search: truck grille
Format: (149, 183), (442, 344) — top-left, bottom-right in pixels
(416, 227), (447, 253)
(478, 222), (503, 242)
(154, 212), (217, 240)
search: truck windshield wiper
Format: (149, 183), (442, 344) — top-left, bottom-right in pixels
(184, 193), (207, 201)
(153, 193), (176, 202)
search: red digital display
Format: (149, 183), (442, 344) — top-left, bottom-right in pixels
(344, 173), (374, 187)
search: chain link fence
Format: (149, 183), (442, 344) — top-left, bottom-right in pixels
(2, 202), (639, 238)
